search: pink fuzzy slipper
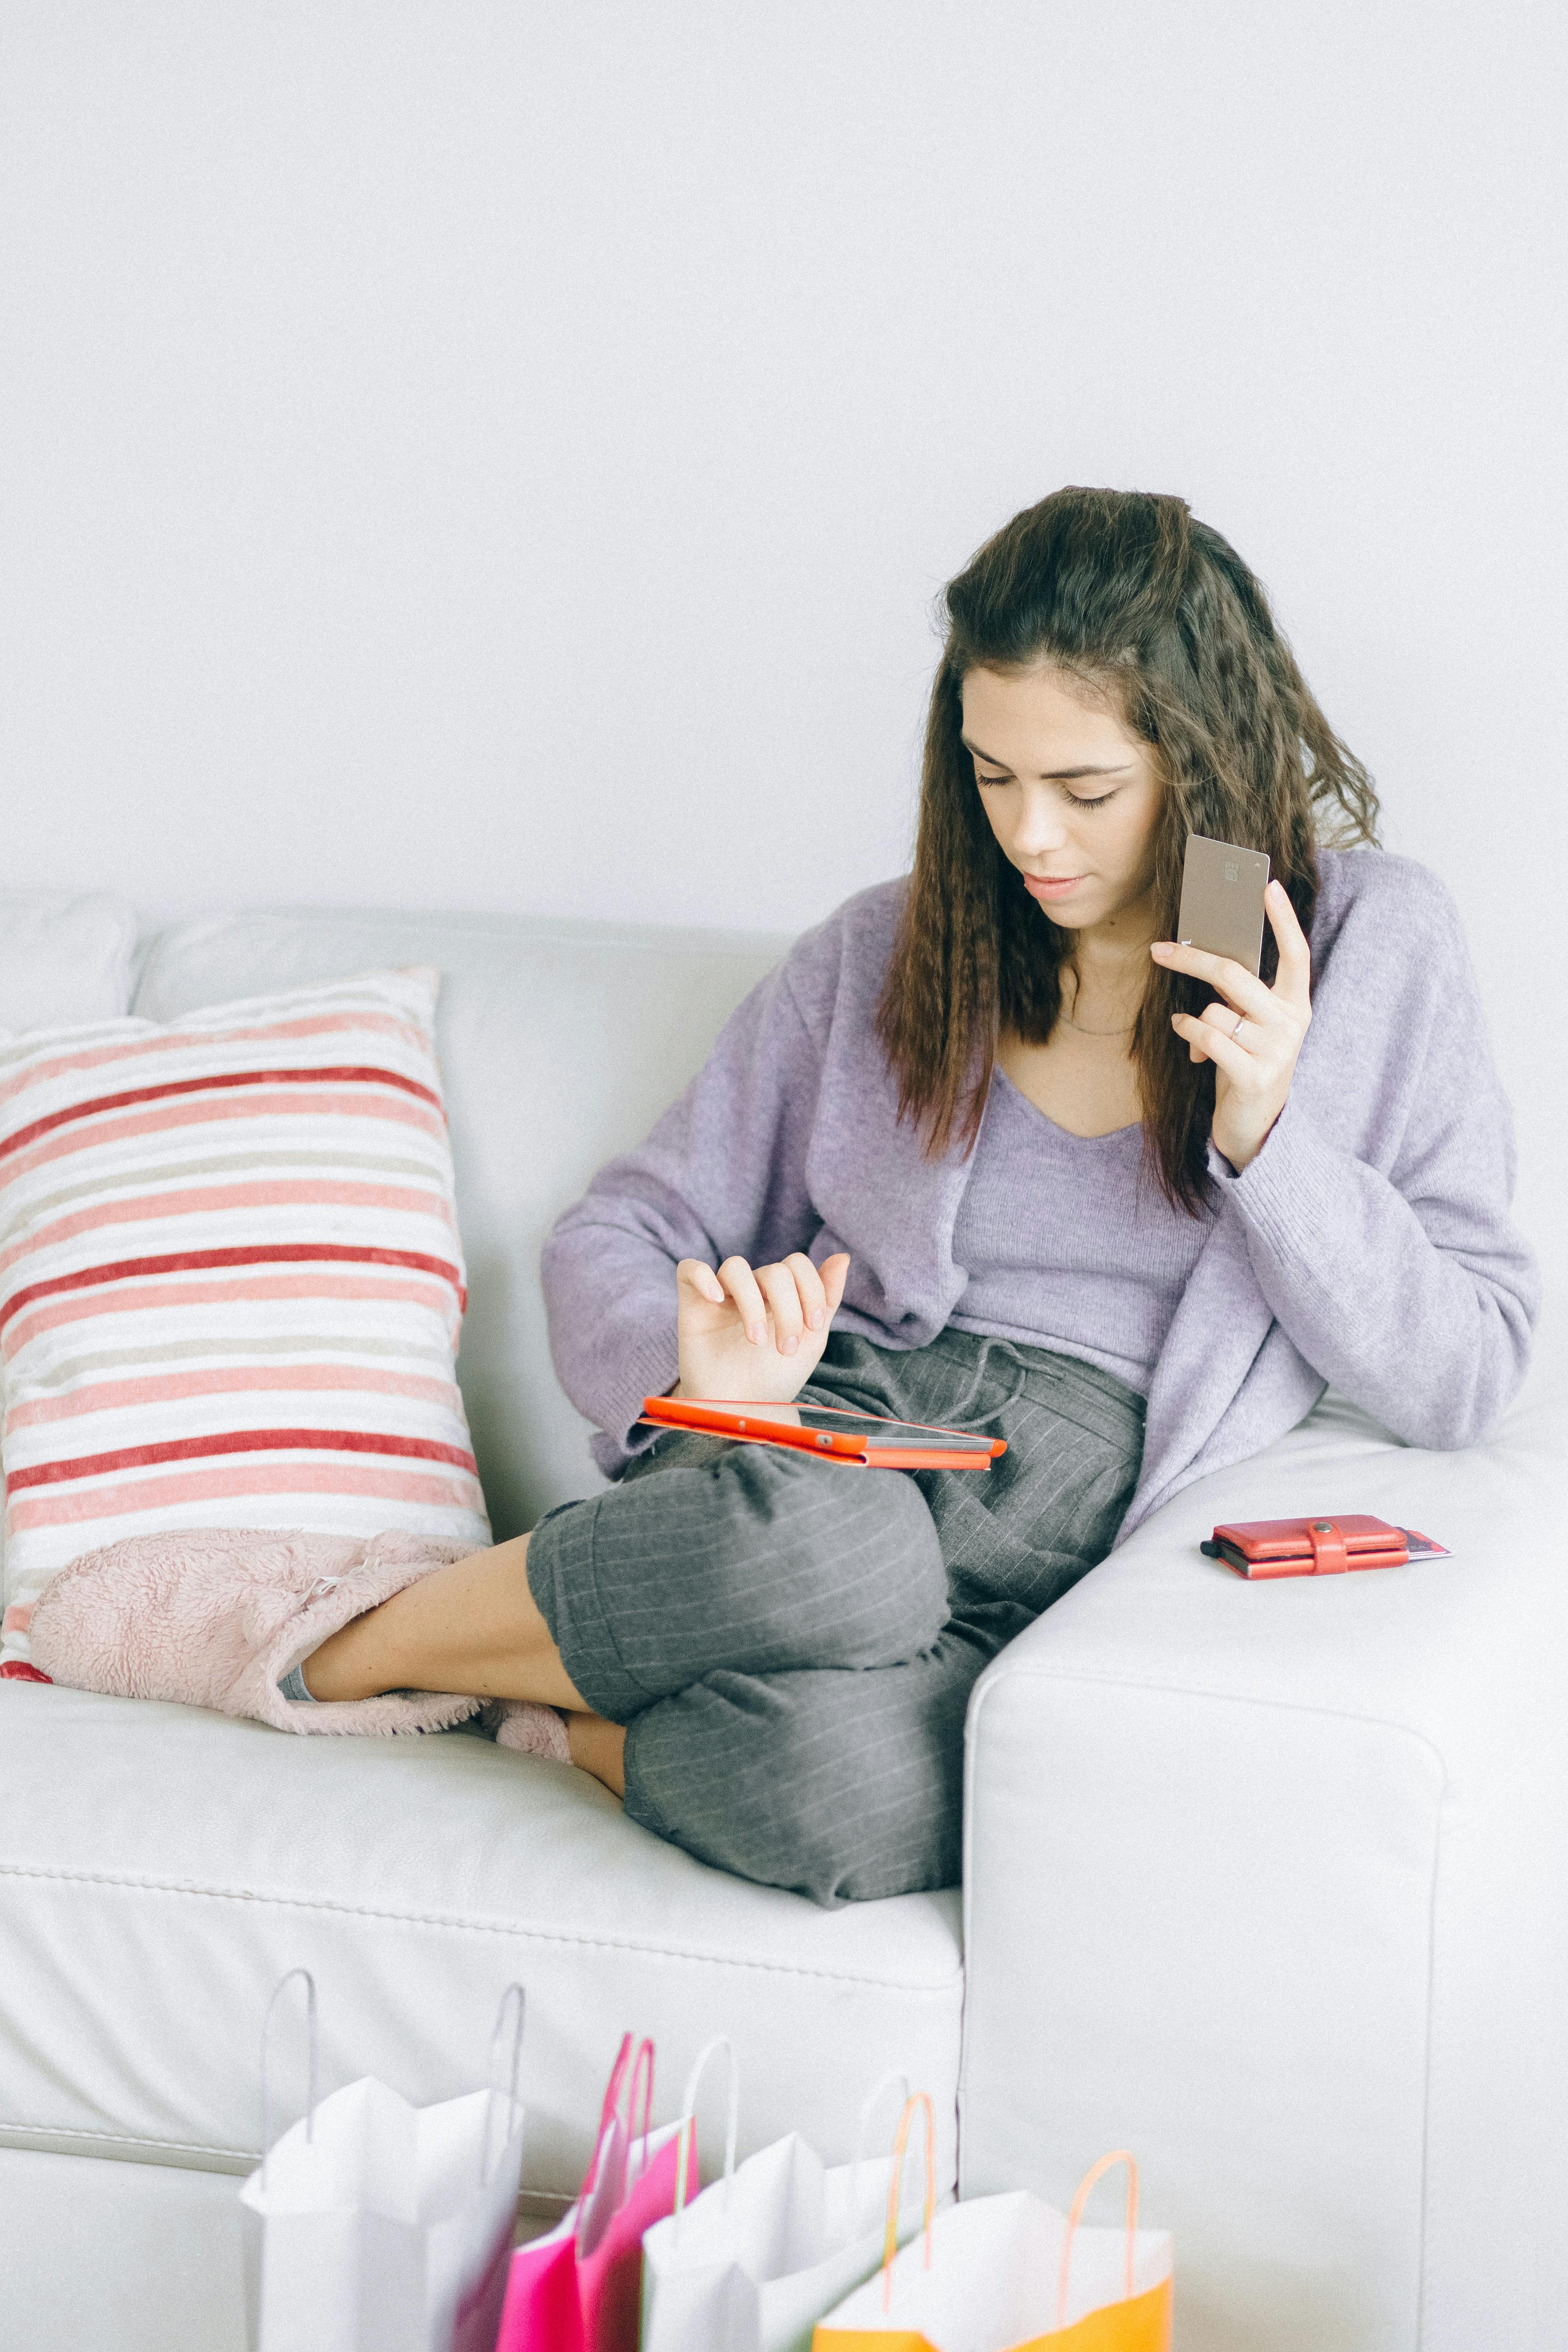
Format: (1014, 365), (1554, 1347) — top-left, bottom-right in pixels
(28, 1527), (483, 1737)
(486, 1698), (572, 1763)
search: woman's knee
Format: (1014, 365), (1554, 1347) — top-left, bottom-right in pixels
(768, 1461), (950, 1662)
(610, 1447), (948, 1667)
(527, 1449), (947, 1719)
(624, 1656), (970, 1906)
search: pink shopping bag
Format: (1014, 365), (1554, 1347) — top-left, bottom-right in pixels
(496, 2033), (691, 2352)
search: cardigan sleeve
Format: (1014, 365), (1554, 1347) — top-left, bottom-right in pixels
(1206, 864), (1539, 1448)
(540, 953), (828, 1475)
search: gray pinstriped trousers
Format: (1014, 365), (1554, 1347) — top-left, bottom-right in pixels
(525, 1328), (1145, 1907)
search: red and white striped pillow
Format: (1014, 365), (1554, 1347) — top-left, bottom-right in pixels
(0, 966), (490, 1669)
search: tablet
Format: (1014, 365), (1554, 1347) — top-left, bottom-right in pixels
(638, 1394), (1006, 1470)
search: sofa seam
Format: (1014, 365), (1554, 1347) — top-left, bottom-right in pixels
(0, 1861), (963, 1994)
(0, 2121), (257, 2169)
(967, 1663), (1452, 1783)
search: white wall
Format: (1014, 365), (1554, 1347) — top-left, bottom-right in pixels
(1, 0), (1563, 1267)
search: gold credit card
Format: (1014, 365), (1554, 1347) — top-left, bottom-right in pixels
(1176, 832), (1271, 976)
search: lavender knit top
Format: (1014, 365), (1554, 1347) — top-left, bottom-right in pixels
(948, 1070), (1208, 1395)
(541, 850), (1539, 1544)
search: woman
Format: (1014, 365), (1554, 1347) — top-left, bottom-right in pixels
(64, 488), (1542, 1907)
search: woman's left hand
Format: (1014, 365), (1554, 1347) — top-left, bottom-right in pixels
(1149, 878), (1312, 1172)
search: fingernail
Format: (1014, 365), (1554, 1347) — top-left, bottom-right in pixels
(782, 1336), (799, 1356)
(1150, 942), (1172, 957)
(748, 1325), (765, 1344)
(808, 1309), (823, 1330)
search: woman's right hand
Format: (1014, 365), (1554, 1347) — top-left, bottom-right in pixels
(673, 1251), (852, 1405)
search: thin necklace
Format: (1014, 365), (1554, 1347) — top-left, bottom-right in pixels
(1061, 974), (1137, 1038)
(1063, 1012), (1136, 1037)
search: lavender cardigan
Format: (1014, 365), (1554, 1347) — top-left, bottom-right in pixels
(542, 849), (1539, 1543)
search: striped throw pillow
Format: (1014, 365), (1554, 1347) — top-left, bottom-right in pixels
(0, 966), (489, 1668)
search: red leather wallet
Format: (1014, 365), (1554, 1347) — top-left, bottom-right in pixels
(1201, 1515), (1449, 1580)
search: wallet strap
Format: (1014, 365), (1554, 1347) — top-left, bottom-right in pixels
(1307, 1518), (1350, 1574)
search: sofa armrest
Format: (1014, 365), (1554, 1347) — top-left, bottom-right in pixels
(958, 1299), (1568, 2352)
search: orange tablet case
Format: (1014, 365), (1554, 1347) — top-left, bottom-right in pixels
(639, 1394), (1006, 1471)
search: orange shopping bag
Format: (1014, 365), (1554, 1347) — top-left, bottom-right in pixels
(813, 2096), (1172, 2352)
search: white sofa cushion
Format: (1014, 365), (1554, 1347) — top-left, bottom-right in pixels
(0, 1688), (963, 2201)
(0, 890), (136, 1031)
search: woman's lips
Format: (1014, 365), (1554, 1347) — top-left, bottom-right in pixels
(1022, 872), (1085, 899)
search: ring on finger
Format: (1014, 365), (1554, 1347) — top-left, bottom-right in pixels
(1228, 1009), (1245, 1041)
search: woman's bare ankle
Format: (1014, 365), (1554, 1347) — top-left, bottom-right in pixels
(297, 1613), (385, 1702)
(292, 1534), (588, 1710)
(566, 1712), (627, 1799)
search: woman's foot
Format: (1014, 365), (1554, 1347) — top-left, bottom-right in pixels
(28, 1528), (486, 1737)
(488, 1700), (626, 1798)
(297, 1533), (627, 1793)
(488, 1697), (571, 1763)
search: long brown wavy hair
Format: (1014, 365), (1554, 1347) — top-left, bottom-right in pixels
(875, 487), (1381, 1211)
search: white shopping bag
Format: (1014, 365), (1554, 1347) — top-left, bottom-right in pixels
(812, 2124), (1174, 2352)
(241, 1970), (528, 2352)
(641, 2058), (928, 2352)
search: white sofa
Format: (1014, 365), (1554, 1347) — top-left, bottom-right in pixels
(0, 900), (1562, 2352)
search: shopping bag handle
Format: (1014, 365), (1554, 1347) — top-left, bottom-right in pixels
(880, 2092), (936, 2313)
(1056, 2150), (1138, 2332)
(576, 2032), (656, 2254)
(582, 2031), (649, 2190)
(259, 1968), (319, 2190)
(852, 2070), (910, 2239)
(578, 2032), (631, 2212)
(482, 1982), (526, 2184)
(672, 2035), (739, 2234)
(624, 2035), (655, 2181)
(592, 2030), (635, 2159)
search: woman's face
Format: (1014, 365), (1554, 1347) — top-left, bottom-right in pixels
(961, 662), (1164, 933)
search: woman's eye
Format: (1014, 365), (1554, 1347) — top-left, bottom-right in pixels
(973, 768), (1115, 809)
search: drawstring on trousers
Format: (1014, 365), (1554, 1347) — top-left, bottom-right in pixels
(811, 1333), (1032, 1436)
(925, 1335), (1032, 1431)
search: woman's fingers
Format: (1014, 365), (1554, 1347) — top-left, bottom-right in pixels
(1171, 1011), (1251, 1080)
(1156, 884), (1310, 1176)
(676, 1257), (726, 1308)
(1264, 879), (1312, 1009)
(1177, 1003), (1244, 1066)
(1154, 880), (1312, 1018)
(715, 1255), (771, 1345)
(755, 1260), (807, 1354)
(698, 1251), (853, 1354)
(820, 1251), (851, 1316)
(713, 1255), (813, 1354)
(779, 1250), (853, 1335)
(1196, 999), (1250, 1049)
(1150, 939), (1274, 1020)
(779, 1250), (827, 1332)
